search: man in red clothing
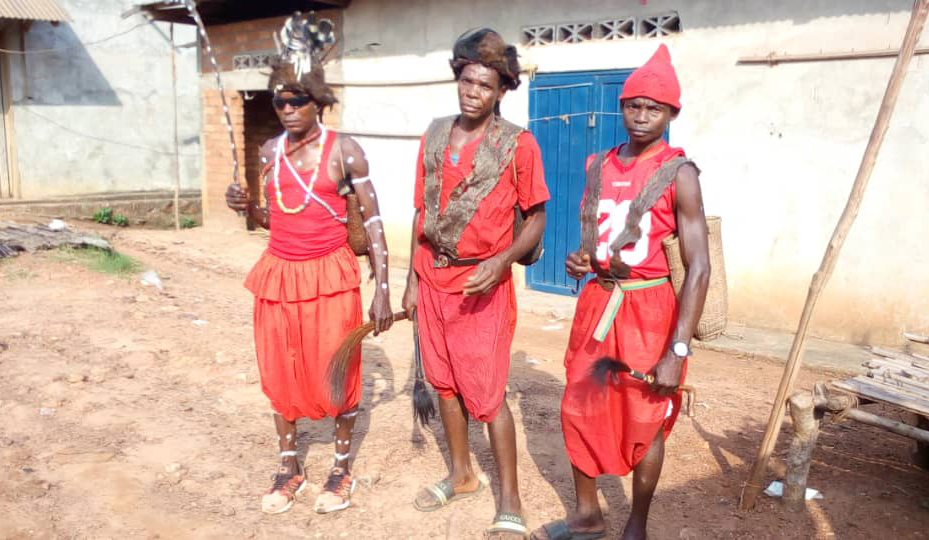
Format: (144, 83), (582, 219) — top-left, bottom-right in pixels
(401, 28), (549, 539)
(532, 45), (710, 540)
(225, 14), (393, 516)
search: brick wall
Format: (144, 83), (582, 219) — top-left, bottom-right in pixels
(200, 89), (245, 227)
(200, 12), (342, 73)
(199, 10), (343, 227)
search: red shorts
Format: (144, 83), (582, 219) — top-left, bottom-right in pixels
(561, 279), (685, 477)
(417, 278), (517, 423)
(245, 247), (362, 422)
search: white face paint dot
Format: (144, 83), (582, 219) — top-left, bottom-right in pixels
(381, 263), (387, 268)
(346, 156), (355, 165)
(381, 283), (388, 289)
(372, 243), (379, 249)
(359, 206), (365, 212)
(382, 251), (388, 256)
(261, 157), (268, 163)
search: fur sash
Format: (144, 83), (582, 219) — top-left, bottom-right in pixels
(422, 115), (524, 258)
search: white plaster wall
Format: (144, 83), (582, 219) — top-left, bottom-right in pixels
(10, 0), (201, 199)
(339, 0), (929, 345)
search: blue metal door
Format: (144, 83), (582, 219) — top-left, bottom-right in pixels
(527, 70), (634, 295)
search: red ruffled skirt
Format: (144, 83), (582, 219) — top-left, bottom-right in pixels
(244, 245), (362, 421)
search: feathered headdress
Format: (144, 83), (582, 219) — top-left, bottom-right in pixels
(269, 12), (338, 109)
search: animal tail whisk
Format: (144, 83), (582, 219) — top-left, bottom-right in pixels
(412, 314), (436, 426)
(327, 311), (408, 407)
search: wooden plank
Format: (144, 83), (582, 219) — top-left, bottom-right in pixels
(871, 347), (929, 369)
(868, 359), (929, 377)
(865, 372), (929, 395)
(858, 374), (929, 401)
(832, 378), (929, 417)
(867, 357), (929, 375)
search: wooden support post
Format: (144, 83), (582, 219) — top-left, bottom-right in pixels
(0, 26), (21, 199)
(784, 391), (819, 510)
(739, 0), (929, 510)
(170, 23), (181, 231)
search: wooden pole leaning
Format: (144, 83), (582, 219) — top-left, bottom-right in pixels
(739, 0), (929, 511)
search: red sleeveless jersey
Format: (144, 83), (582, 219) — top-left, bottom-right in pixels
(587, 141), (684, 279)
(266, 129), (349, 261)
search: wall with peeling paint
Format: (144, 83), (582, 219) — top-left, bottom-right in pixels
(337, 0), (929, 346)
(6, 0), (201, 199)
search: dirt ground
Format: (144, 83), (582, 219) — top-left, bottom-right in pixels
(1, 225), (927, 540)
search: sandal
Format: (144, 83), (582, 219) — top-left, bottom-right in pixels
(314, 466), (356, 514)
(486, 511), (529, 538)
(413, 477), (486, 512)
(531, 519), (606, 540)
(260, 452), (307, 514)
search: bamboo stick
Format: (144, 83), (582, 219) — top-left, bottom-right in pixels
(739, 0), (929, 511)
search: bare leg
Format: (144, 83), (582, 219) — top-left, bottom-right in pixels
(414, 394), (480, 507)
(273, 413), (301, 475)
(333, 407), (358, 472)
(529, 465), (605, 539)
(621, 429), (665, 540)
(486, 401), (522, 514)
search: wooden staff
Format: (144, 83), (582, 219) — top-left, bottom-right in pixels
(177, 0), (241, 189)
(739, 0), (929, 510)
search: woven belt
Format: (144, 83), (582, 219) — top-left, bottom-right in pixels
(592, 277), (669, 342)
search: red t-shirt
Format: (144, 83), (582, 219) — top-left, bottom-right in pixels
(413, 129), (550, 293)
(589, 141), (684, 279)
(266, 129), (349, 261)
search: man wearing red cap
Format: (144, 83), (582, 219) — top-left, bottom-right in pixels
(532, 44), (710, 540)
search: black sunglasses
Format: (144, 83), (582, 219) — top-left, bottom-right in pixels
(272, 95), (313, 110)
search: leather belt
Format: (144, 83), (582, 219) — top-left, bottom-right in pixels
(432, 251), (485, 268)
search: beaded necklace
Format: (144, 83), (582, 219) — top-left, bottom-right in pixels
(272, 126), (328, 214)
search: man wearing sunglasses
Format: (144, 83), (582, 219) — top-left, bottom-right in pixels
(225, 14), (393, 516)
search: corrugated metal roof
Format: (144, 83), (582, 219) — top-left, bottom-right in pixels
(0, 0), (70, 22)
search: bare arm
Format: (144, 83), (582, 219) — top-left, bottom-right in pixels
(402, 209), (421, 318)
(651, 164), (710, 395)
(225, 140), (274, 230)
(338, 136), (393, 334)
(671, 164), (710, 345)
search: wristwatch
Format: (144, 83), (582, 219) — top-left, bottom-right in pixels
(671, 340), (690, 359)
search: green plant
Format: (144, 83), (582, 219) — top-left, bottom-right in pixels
(54, 246), (141, 276)
(180, 217), (197, 229)
(113, 214), (129, 227)
(93, 207), (113, 224)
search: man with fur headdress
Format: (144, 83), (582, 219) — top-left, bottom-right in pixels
(531, 45), (709, 540)
(225, 13), (393, 516)
(401, 28), (549, 538)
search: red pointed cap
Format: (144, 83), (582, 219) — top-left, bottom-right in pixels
(619, 44), (681, 110)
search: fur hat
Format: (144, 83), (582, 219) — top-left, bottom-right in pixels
(449, 28), (520, 90)
(268, 12), (338, 109)
(619, 44), (681, 111)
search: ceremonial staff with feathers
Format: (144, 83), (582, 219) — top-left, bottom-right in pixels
(225, 12), (394, 517)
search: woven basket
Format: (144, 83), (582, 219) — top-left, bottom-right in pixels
(662, 215), (727, 341)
